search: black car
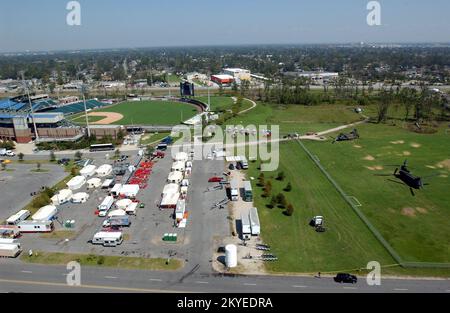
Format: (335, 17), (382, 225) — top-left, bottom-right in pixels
(228, 163), (235, 170)
(57, 158), (71, 165)
(334, 273), (357, 284)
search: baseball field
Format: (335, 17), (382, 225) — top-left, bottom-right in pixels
(71, 100), (199, 125)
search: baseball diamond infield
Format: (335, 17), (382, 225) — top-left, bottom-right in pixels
(87, 112), (124, 124)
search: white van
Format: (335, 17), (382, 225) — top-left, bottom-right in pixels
(92, 232), (123, 247)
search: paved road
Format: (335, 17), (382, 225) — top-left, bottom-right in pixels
(0, 261), (448, 293)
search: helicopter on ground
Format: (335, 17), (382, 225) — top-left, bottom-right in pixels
(375, 160), (436, 196)
(331, 129), (359, 144)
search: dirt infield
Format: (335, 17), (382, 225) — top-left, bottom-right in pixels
(88, 112), (124, 124)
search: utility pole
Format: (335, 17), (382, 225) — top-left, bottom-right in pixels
(21, 72), (39, 141)
(81, 84), (91, 137)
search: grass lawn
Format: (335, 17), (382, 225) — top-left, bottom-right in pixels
(21, 251), (183, 271)
(139, 132), (170, 145)
(75, 100), (199, 125)
(40, 230), (76, 240)
(196, 96), (235, 111)
(304, 123), (450, 264)
(247, 141), (395, 273)
(225, 102), (365, 134)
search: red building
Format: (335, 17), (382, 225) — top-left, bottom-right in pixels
(210, 74), (235, 85)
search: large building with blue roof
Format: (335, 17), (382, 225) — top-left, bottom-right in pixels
(0, 94), (106, 143)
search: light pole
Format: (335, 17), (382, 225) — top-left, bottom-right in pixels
(81, 84), (91, 137)
(21, 72), (39, 141)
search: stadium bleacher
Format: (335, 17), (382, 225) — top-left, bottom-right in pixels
(46, 99), (109, 115)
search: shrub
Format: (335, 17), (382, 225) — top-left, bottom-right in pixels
(262, 181), (272, 198)
(267, 196), (277, 209)
(284, 182), (292, 192)
(18, 153), (24, 162)
(257, 173), (265, 187)
(285, 203), (294, 216)
(276, 171), (285, 181)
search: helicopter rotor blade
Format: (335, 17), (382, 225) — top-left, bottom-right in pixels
(410, 187), (415, 196)
(394, 168), (398, 175)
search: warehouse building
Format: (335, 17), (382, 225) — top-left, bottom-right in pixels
(223, 68), (251, 81)
(210, 74), (235, 85)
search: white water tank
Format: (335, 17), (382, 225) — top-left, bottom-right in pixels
(225, 244), (237, 268)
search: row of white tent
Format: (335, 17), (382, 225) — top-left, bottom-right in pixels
(79, 164), (113, 178)
(66, 175), (110, 191)
(51, 189), (90, 205)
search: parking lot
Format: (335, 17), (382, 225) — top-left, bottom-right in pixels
(14, 148), (230, 273)
(0, 163), (67, 221)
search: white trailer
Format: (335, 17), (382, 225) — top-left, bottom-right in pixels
(17, 220), (54, 233)
(98, 196), (114, 217)
(175, 199), (186, 221)
(101, 179), (114, 189)
(167, 171), (183, 184)
(51, 189), (73, 205)
(96, 164), (113, 177)
(249, 207), (261, 236)
(80, 164), (97, 177)
(119, 184), (140, 198)
(0, 243), (22, 258)
(66, 175), (86, 190)
(6, 210), (30, 225)
(160, 192), (180, 209)
(71, 192), (90, 203)
(32, 205), (58, 221)
(241, 212), (252, 240)
(230, 178), (239, 201)
(87, 177), (102, 189)
(125, 202), (138, 215)
(92, 231), (123, 247)
(110, 184), (122, 197)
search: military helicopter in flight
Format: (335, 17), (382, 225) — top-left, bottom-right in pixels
(376, 160), (436, 196)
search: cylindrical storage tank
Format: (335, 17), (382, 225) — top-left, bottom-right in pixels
(225, 244), (237, 268)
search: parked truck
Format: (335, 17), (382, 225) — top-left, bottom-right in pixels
(92, 231), (123, 247)
(102, 215), (131, 228)
(249, 207), (261, 236)
(243, 181), (253, 202)
(241, 212), (252, 240)
(230, 178), (239, 201)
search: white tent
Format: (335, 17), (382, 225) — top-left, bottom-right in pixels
(119, 184), (140, 198)
(96, 164), (113, 177)
(32, 205), (57, 221)
(171, 161), (186, 172)
(162, 183), (180, 195)
(167, 171), (183, 184)
(174, 152), (188, 162)
(108, 209), (127, 217)
(71, 192), (90, 203)
(51, 189), (73, 205)
(67, 176), (86, 190)
(80, 165), (97, 177)
(87, 178), (102, 189)
(116, 199), (133, 210)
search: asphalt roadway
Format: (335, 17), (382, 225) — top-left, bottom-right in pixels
(0, 261), (448, 293)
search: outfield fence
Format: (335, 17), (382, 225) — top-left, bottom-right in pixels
(296, 139), (450, 269)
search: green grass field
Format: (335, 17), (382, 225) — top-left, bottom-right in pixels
(72, 100), (199, 125)
(304, 123), (450, 264)
(230, 101), (449, 276)
(196, 96), (235, 111)
(226, 103), (365, 134)
(247, 142), (395, 273)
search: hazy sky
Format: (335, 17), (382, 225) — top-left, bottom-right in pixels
(0, 0), (449, 52)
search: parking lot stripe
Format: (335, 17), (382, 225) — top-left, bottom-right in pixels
(292, 285), (307, 288)
(21, 271), (33, 274)
(104, 276), (117, 279)
(393, 288), (408, 291)
(244, 283), (257, 286)
(195, 281), (209, 284)
(149, 278), (162, 282)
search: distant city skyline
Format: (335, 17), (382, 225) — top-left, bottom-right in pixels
(0, 0), (449, 53)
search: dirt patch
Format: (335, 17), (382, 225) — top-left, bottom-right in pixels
(366, 166), (384, 171)
(410, 143), (421, 148)
(416, 207), (428, 214)
(401, 208), (416, 217)
(390, 140), (405, 145)
(88, 112), (124, 124)
(363, 155), (375, 161)
(353, 145), (362, 149)
(436, 159), (450, 170)
(426, 165), (436, 169)
(403, 151), (411, 156)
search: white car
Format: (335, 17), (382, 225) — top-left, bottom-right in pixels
(6, 151), (15, 157)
